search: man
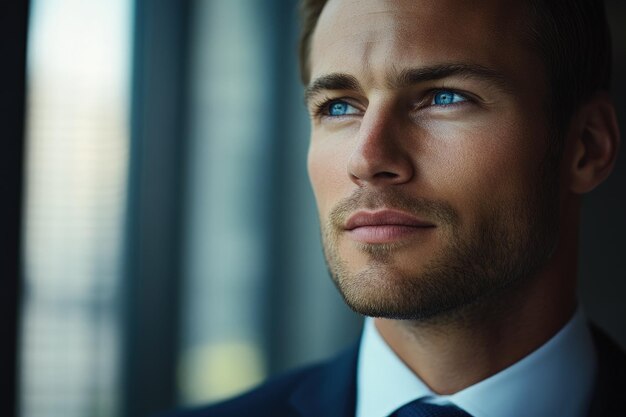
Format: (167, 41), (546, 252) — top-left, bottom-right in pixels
(164, 0), (624, 416)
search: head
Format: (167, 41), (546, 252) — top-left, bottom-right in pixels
(302, 0), (620, 321)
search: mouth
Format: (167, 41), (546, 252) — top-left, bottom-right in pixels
(344, 209), (436, 244)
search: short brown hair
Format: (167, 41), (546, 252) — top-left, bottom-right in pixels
(298, 0), (612, 131)
(298, 0), (327, 85)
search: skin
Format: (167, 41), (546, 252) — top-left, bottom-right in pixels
(305, 0), (620, 394)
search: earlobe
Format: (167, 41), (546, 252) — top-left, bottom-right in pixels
(567, 93), (620, 194)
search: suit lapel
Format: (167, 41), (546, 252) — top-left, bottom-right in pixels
(289, 342), (359, 417)
(587, 325), (626, 417)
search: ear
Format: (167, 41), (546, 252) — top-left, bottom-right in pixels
(566, 93), (621, 194)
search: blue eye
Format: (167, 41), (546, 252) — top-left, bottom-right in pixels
(432, 90), (467, 106)
(328, 100), (358, 116)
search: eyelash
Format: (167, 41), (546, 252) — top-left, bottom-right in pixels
(310, 97), (354, 118)
(428, 89), (471, 107)
(310, 89), (473, 119)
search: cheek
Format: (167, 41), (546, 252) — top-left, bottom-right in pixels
(422, 116), (547, 217)
(307, 138), (350, 215)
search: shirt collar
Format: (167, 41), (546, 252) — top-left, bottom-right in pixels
(356, 309), (597, 417)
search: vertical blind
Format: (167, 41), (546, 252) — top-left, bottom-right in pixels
(20, 1), (132, 416)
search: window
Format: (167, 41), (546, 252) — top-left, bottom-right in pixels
(20, 1), (132, 416)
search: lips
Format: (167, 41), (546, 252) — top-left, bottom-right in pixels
(345, 210), (435, 230)
(344, 210), (435, 244)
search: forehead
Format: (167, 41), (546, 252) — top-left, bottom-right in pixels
(310, 0), (537, 87)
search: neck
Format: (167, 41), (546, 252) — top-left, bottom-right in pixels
(374, 225), (579, 394)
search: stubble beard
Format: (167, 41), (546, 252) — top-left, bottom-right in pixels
(320, 168), (560, 323)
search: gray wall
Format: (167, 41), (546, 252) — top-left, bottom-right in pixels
(579, 0), (626, 349)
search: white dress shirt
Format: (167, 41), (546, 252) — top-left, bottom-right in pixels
(356, 309), (597, 417)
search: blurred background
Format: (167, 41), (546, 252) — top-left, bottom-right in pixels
(1, 1), (625, 416)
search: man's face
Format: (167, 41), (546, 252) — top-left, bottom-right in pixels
(306, 0), (562, 320)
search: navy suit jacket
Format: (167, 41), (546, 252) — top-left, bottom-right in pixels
(160, 325), (625, 417)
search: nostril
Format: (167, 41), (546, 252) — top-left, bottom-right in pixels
(373, 171), (398, 179)
(347, 139), (415, 185)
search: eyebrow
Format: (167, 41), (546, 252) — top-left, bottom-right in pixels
(304, 63), (511, 103)
(391, 63), (510, 91)
(305, 73), (362, 104)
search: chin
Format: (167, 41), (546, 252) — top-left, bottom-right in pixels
(326, 232), (553, 322)
(328, 254), (464, 320)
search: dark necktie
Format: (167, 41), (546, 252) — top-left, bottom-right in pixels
(389, 399), (473, 417)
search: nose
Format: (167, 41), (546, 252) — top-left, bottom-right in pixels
(347, 106), (415, 187)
